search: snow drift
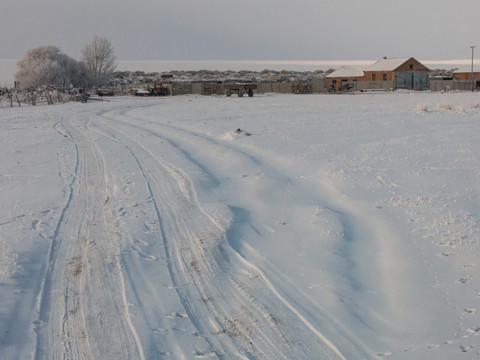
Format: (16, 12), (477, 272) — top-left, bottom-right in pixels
(0, 92), (479, 359)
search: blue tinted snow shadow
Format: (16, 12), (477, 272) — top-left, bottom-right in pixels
(225, 206), (261, 255)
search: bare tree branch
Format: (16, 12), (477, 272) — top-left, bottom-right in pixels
(82, 36), (117, 88)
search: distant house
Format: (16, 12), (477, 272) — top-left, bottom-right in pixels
(326, 57), (430, 91)
(364, 57), (429, 90)
(326, 65), (369, 91)
(452, 65), (480, 89)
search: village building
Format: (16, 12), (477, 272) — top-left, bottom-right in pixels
(452, 65), (480, 81)
(326, 65), (368, 91)
(326, 57), (430, 91)
(364, 57), (429, 90)
(452, 65), (480, 89)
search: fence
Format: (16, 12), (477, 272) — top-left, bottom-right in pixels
(429, 79), (474, 91)
(117, 78), (480, 96)
(185, 79), (328, 96)
(0, 87), (78, 107)
(354, 81), (394, 91)
(11, 77), (467, 105)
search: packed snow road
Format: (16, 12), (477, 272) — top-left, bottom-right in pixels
(1, 93), (480, 359)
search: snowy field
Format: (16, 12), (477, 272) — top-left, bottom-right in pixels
(0, 92), (480, 359)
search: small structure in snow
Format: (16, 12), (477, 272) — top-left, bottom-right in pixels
(326, 57), (430, 91)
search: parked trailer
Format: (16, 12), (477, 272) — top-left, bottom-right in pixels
(224, 83), (257, 97)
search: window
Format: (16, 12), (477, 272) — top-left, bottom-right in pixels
(332, 79), (337, 84)
(372, 74), (376, 81)
(383, 73), (387, 81)
(410, 64), (414, 70)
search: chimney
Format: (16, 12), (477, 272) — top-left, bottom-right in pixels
(382, 56), (388, 60)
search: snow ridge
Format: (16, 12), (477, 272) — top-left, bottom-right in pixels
(93, 107), (347, 359)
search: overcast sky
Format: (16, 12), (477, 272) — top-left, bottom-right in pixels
(2, 0), (480, 61)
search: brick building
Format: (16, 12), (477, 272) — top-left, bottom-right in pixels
(363, 57), (429, 90)
(326, 57), (430, 91)
(452, 65), (480, 89)
(326, 65), (368, 91)
(452, 65), (480, 81)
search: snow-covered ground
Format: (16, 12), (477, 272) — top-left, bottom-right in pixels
(1, 92), (479, 359)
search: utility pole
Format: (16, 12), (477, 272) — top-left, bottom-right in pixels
(471, 46), (476, 91)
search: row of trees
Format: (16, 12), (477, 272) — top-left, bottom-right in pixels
(14, 36), (117, 91)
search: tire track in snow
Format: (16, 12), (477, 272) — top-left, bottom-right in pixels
(34, 112), (145, 360)
(94, 106), (347, 359)
(123, 103), (422, 358)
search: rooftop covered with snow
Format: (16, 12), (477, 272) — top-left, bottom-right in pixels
(326, 65), (372, 78)
(453, 64), (480, 73)
(366, 57), (412, 71)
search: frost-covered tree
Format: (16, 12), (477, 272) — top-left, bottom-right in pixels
(15, 46), (87, 91)
(82, 36), (117, 88)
